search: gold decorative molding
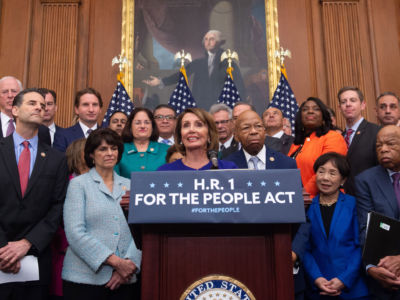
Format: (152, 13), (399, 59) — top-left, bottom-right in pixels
(121, 0), (134, 97)
(265, 0), (281, 99)
(121, 0), (280, 103)
(41, 0), (81, 3)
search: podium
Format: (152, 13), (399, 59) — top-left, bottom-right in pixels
(139, 223), (293, 299)
(129, 169), (304, 299)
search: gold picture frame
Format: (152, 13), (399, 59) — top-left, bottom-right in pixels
(121, 0), (280, 103)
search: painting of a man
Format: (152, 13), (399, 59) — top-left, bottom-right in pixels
(143, 30), (245, 111)
(134, 0), (269, 113)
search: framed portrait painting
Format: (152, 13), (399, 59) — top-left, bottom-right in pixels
(121, 0), (280, 113)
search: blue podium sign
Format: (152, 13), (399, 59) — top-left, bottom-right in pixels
(128, 169), (305, 224)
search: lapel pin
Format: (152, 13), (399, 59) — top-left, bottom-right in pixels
(41, 152), (46, 157)
(269, 157), (275, 162)
(150, 148), (154, 152)
(356, 131), (361, 135)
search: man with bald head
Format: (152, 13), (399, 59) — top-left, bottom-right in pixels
(375, 92), (400, 126)
(0, 76), (51, 144)
(263, 106), (294, 155)
(225, 110), (296, 169)
(0, 76), (22, 138)
(356, 125), (400, 299)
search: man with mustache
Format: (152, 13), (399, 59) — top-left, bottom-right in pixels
(356, 125), (400, 299)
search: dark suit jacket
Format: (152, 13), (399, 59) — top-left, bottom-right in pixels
(53, 122), (85, 152)
(280, 133), (294, 155)
(225, 147), (297, 169)
(219, 138), (239, 159)
(344, 119), (380, 196)
(265, 134), (294, 155)
(0, 116), (51, 146)
(0, 135), (68, 284)
(162, 48), (246, 111)
(355, 165), (400, 299)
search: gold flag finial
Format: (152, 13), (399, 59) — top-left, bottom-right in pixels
(174, 50), (192, 68)
(112, 55), (129, 73)
(274, 47), (291, 66)
(221, 49), (239, 69)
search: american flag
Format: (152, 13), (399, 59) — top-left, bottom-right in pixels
(217, 74), (241, 108)
(269, 68), (298, 133)
(102, 80), (134, 127)
(168, 68), (196, 115)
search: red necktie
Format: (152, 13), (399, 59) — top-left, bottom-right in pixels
(344, 128), (354, 147)
(18, 141), (30, 197)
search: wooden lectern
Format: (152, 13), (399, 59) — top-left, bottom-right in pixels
(139, 223), (294, 299)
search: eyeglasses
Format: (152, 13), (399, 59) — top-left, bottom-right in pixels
(154, 115), (175, 121)
(215, 119), (231, 126)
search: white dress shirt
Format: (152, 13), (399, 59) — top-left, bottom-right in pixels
(1, 112), (14, 137)
(79, 121), (98, 138)
(243, 145), (266, 170)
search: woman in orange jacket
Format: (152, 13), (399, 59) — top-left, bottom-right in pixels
(288, 97), (347, 198)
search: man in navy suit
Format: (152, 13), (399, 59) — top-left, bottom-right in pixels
(338, 86), (380, 196)
(225, 110), (308, 299)
(226, 110), (297, 170)
(53, 87), (102, 152)
(356, 125), (400, 299)
(38, 88), (63, 146)
(0, 77), (51, 145)
(0, 88), (68, 300)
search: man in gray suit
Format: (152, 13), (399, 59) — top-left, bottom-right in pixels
(356, 125), (400, 299)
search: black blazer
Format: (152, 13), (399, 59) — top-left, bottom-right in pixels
(344, 119), (380, 195)
(0, 135), (68, 284)
(265, 134), (294, 155)
(0, 116), (51, 146)
(220, 138), (239, 159)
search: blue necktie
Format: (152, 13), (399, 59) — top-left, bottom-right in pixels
(249, 156), (260, 170)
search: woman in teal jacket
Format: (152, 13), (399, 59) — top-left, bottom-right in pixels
(115, 108), (169, 178)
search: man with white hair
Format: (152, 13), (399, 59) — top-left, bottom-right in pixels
(143, 30), (245, 110)
(0, 76), (51, 144)
(209, 103), (238, 158)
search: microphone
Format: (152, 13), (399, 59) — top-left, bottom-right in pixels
(208, 150), (219, 169)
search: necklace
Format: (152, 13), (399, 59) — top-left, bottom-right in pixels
(319, 200), (337, 207)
